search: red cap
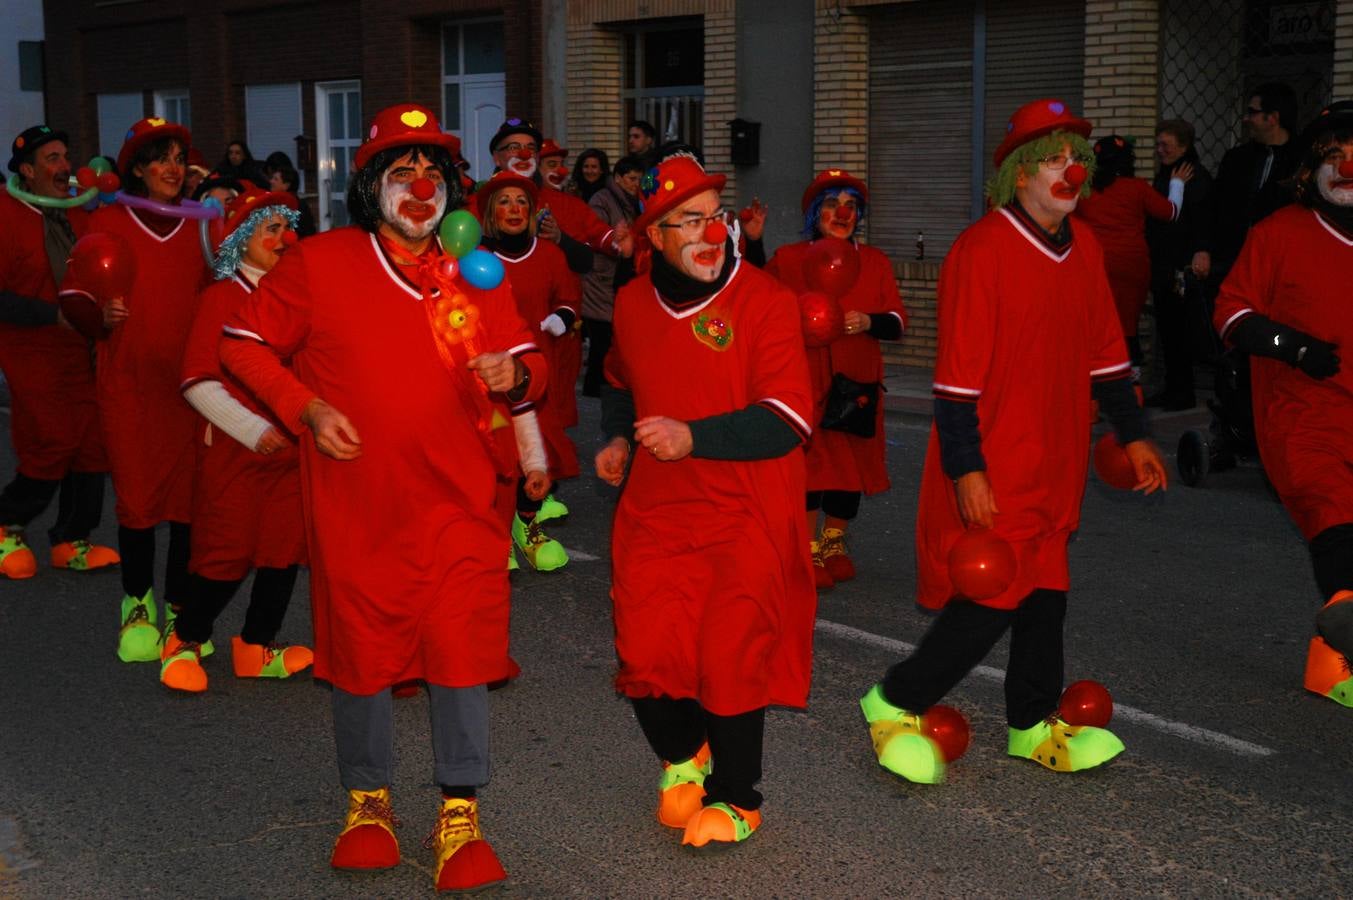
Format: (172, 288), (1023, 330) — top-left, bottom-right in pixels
(116, 117), (192, 175)
(353, 104), (461, 171)
(220, 183), (299, 243)
(993, 98), (1092, 167)
(633, 156), (726, 234)
(540, 139), (567, 160)
(801, 169), (868, 213)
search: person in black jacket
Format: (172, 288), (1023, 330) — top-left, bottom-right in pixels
(1146, 119), (1214, 410)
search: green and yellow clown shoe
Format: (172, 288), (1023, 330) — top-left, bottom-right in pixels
(535, 494), (569, 523)
(859, 684), (945, 784)
(1007, 717), (1124, 772)
(511, 514), (568, 572)
(117, 589), (160, 663)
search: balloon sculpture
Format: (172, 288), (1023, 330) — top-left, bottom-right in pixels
(1059, 679), (1113, 727)
(799, 290), (845, 348)
(59, 232), (137, 339)
(5, 155), (119, 211)
(437, 208), (503, 291)
(948, 528), (1017, 601)
(1092, 433), (1138, 490)
(804, 236), (861, 298)
(921, 704), (971, 762)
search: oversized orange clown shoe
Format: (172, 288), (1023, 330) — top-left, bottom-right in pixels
(51, 539), (120, 572)
(428, 797), (507, 892)
(0, 528), (37, 579)
(657, 742), (711, 827)
(330, 788), (401, 870)
(681, 802), (762, 848)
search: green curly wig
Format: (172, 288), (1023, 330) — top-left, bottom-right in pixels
(985, 130), (1097, 208)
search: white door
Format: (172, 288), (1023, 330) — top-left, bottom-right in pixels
(315, 80), (361, 231)
(462, 81), (505, 182)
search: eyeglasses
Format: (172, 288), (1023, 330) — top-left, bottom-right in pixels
(499, 142), (538, 154)
(1036, 153), (1091, 172)
(657, 209), (730, 237)
(1242, 107), (1266, 119)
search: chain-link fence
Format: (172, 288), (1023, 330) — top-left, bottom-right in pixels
(1160, 0), (1334, 173)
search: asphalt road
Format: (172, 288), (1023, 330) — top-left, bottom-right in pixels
(1, 391), (1349, 898)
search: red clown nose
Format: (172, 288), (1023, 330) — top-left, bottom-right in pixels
(516, 148), (533, 161)
(1338, 159), (1353, 178)
(1063, 163), (1087, 189)
(832, 207), (854, 223)
(702, 219), (728, 245)
(281, 230), (299, 247)
(410, 177), (436, 201)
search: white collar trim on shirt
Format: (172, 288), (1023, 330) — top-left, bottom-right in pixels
(368, 232), (433, 301)
(653, 257), (743, 320)
(124, 203), (186, 243)
(1313, 209), (1353, 247)
(998, 207), (1072, 264)
(493, 237), (537, 263)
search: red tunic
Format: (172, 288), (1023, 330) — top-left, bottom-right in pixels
(220, 227), (546, 694)
(605, 260), (817, 715)
(60, 205), (207, 527)
(917, 208), (1129, 611)
(181, 274), (305, 581)
(0, 192), (104, 480)
(1213, 206), (1353, 540)
(494, 237), (581, 479)
(765, 241), (906, 494)
(1072, 177), (1176, 337)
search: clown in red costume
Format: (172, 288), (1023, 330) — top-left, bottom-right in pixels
(765, 169), (906, 589)
(477, 170), (580, 571)
(859, 99), (1168, 785)
(59, 117), (209, 664)
(0, 124), (117, 578)
(1073, 134), (1193, 372)
(595, 155), (815, 849)
(219, 104), (544, 892)
(538, 139), (587, 427)
(1212, 100), (1353, 707)
(158, 185), (313, 694)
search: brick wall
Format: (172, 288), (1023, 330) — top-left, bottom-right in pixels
(703, 2), (737, 199)
(564, 23), (625, 164)
(1082, 0), (1161, 176)
(1337, 0), (1353, 97)
(812, 2), (868, 176)
(882, 261), (940, 371)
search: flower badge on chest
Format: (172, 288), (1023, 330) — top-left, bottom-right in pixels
(432, 292), (481, 347)
(693, 311), (733, 351)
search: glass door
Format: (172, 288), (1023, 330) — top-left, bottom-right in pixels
(315, 80), (362, 231)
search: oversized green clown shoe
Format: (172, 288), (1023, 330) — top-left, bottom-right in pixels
(118, 589), (160, 663)
(535, 494), (569, 524)
(1007, 717), (1124, 772)
(859, 684), (945, 784)
(511, 514), (568, 572)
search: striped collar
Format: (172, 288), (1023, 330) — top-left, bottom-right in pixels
(999, 201), (1073, 262)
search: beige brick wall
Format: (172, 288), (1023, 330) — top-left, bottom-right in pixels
(881, 261), (941, 371)
(1336, 0), (1353, 97)
(812, 3), (869, 177)
(1083, 0), (1160, 176)
(703, 3), (737, 199)
(565, 22), (624, 163)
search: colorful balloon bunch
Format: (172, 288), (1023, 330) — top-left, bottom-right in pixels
(5, 156), (120, 210)
(438, 209), (504, 291)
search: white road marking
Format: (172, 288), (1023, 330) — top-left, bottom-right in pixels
(563, 547), (600, 561)
(815, 618), (1277, 758)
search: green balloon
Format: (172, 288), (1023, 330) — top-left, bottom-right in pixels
(89, 157), (112, 175)
(439, 209), (482, 258)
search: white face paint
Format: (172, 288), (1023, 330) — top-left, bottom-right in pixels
(1316, 161), (1353, 207)
(378, 171), (447, 241)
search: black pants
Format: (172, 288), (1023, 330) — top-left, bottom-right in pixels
(631, 696), (765, 811)
(0, 470), (106, 545)
(516, 477), (544, 516)
(581, 318), (612, 398)
(174, 565), (299, 645)
(1311, 524), (1353, 600)
(881, 589), (1067, 730)
(806, 490), (861, 521)
(119, 522), (191, 603)
(1150, 271), (1196, 399)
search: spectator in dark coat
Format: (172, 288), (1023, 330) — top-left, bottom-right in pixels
(580, 155), (642, 396)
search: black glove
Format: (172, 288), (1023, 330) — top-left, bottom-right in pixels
(1295, 338), (1341, 379)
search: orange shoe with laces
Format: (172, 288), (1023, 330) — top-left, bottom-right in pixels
(1304, 635), (1353, 707)
(657, 742), (711, 828)
(427, 797), (506, 892)
(681, 802), (762, 848)
(819, 527), (856, 583)
(50, 540), (120, 571)
(231, 635), (314, 679)
(160, 631), (207, 693)
(331, 787), (401, 869)
(0, 528), (37, 579)
(810, 541), (834, 591)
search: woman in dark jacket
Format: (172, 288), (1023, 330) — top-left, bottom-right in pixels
(579, 155), (641, 396)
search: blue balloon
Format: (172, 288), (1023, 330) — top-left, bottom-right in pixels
(460, 249), (504, 290)
(99, 191), (118, 204)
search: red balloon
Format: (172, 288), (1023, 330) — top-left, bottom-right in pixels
(804, 237), (861, 298)
(1092, 432), (1137, 490)
(68, 232), (136, 302)
(95, 172), (120, 194)
(437, 256), (459, 281)
(948, 528), (1017, 601)
(75, 167), (97, 189)
(1059, 679), (1113, 727)
(799, 290), (844, 348)
(921, 704), (971, 762)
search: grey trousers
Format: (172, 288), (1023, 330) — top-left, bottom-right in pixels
(332, 684), (491, 791)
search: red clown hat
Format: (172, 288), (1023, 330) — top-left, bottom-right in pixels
(801, 169), (869, 213)
(116, 117), (193, 175)
(993, 98), (1092, 167)
(220, 183), (299, 243)
(633, 156), (726, 234)
(539, 139), (567, 160)
(477, 169), (539, 206)
(354, 104), (461, 171)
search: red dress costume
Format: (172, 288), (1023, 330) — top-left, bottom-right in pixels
(220, 228), (545, 694)
(1072, 177), (1176, 336)
(765, 241), (906, 494)
(605, 259), (817, 714)
(61, 204), (206, 527)
(180, 274), (305, 580)
(0, 192), (104, 479)
(493, 237), (581, 478)
(917, 208), (1129, 611)
(1213, 206), (1353, 540)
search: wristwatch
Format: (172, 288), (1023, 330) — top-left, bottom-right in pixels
(507, 364), (530, 402)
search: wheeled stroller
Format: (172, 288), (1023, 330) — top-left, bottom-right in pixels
(1169, 270), (1261, 487)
